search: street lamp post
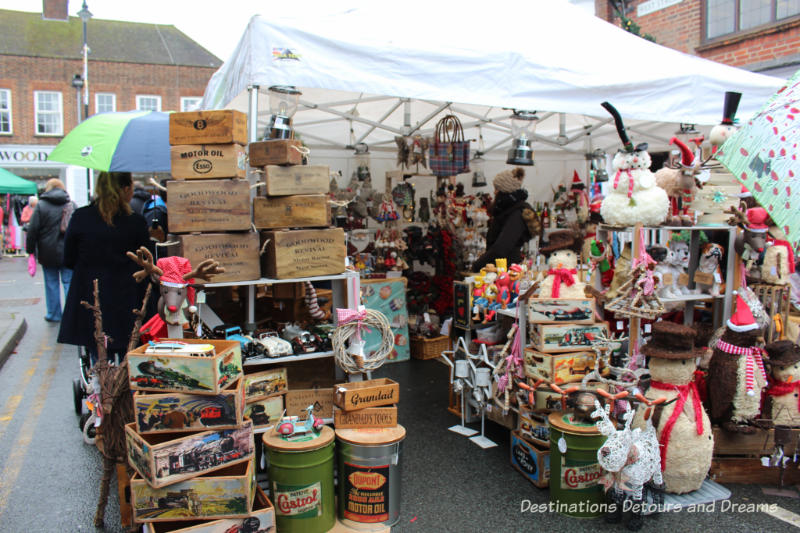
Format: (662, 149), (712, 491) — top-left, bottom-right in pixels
(71, 74), (83, 124)
(77, 1), (92, 203)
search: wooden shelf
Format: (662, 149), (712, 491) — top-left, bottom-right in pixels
(243, 350), (334, 366)
(202, 272), (355, 288)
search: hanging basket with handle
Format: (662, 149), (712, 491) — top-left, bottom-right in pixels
(429, 114), (470, 177)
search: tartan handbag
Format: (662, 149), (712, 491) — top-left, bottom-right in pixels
(429, 115), (470, 176)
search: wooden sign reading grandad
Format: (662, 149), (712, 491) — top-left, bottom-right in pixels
(334, 378), (400, 411)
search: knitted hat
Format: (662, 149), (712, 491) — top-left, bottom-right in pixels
(746, 207), (769, 232)
(727, 294), (759, 332)
(540, 230), (578, 254)
(493, 167), (525, 193)
(764, 340), (800, 368)
(641, 321), (706, 360)
(670, 137), (694, 167)
(735, 185), (752, 199)
(156, 256), (195, 303)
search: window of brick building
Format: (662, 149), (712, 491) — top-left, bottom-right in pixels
(0, 89), (11, 134)
(707, 0), (800, 39)
(136, 95), (161, 112)
(34, 91), (63, 136)
(180, 97), (201, 112)
(96, 93), (116, 114)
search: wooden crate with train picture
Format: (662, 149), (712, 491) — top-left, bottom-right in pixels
(529, 323), (609, 353)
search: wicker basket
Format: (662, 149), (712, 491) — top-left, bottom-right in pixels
(410, 335), (450, 360)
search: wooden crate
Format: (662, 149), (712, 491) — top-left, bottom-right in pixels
(131, 459), (256, 522)
(244, 395), (284, 429)
(523, 348), (603, 385)
(260, 228), (345, 279)
(117, 463), (134, 529)
(179, 232), (261, 283)
(145, 486), (273, 533)
(712, 426), (800, 457)
(530, 322), (609, 353)
(248, 139), (303, 167)
(133, 378), (245, 434)
(169, 110), (247, 145)
(410, 335), (450, 360)
(510, 430), (550, 488)
(125, 419), (254, 489)
(243, 367), (288, 401)
(253, 194), (330, 229)
(527, 298), (595, 324)
(333, 406), (398, 428)
(167, 179), (251, 234)
(334, 378), (399, 411)
(286, 388), (334, 418)
(709, 458), (800, 485)
(518, 407), (550, 446)
(262, 165), (329, 196)
(127, 339), (242, 395)
(170, 144), (247, 179)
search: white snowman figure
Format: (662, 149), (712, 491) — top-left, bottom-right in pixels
(709, 91), (742, 151)
(765, 341), (800, 427)
(634, 321), (714, 494)
(599, 102), (669, 227)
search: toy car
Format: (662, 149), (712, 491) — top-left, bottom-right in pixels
(254, 332), (293, 358)
(281, 323), (323, 354)
(278, 404), (323, 438)
(213, 325), (263, 360)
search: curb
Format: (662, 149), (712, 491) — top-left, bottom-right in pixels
(0, 315), (27, 371)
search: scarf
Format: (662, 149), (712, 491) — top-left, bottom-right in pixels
(767, 377), (800, 411)
(649, 380), (704, 471)
(613, 169), (634, 198)
(716, 339), (767, 396)
(547, 268), (577, 298)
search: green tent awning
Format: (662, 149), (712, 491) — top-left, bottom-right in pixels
(0, 168), (37, 195)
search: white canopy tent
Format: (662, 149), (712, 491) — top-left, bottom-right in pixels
(200, 0), (784, 163)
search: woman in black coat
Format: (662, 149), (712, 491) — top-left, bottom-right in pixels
(58, 172), (152, 362)
(472, 167), (540, 271)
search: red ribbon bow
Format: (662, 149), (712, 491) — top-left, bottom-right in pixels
(547, 268), (577, 298)
(649, 380), (704, 471)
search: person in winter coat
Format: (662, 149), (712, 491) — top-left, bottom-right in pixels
(58, 172), (153, 363)
(25, 179), (76, 322)
(471, 168), (540, 271)
(129, 181), (150, 215)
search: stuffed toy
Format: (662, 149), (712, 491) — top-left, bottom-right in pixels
(654, 137), (703, 226)
(649, 245), (680, 300)
(606, 242), (632, 300)
(709, 91), (742, 152)
(708, 294), (767, 434)
(765, 340), (800, 427)
(728, 205), (769, 283)
(599, 102), (669, 227)
(634, 322), (713, 494)
(666, 238), (691, 296)
(538, 231), (585, 299)
(695, 242), (725, 296)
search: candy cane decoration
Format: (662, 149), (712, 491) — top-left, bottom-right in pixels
(304, 281), (326, 320)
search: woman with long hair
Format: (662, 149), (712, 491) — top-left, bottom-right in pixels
(58, 172), (152, 362)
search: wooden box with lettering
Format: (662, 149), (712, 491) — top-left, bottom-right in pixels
(285, 388), (334, 418)
(253, 194), (330, 229)
(127, 339), (242, 395)
(333, 378), (399, 411)
(248, 139), (304, 167)
(167, 179), (251, 233)
(263, 165), (329, 196)
(523, 348), (602, 385)
(125, 419), (254, 489)
(169, 110), (248, 146)
(527, 298), (595, 324)
(133, 378), (245, 435)
(244, 395), (284, 429)
(243, 367), (288, 401)
(170, 144), (247, 179)
(333, 406), (398, 428)
(530, 322), (609, 353)
(144, 486), (274, 533)
(510, 430), (550, 488)
(179, 232), (261, 283)
(260, 228), (345, 279)
(131, 459), (256, 522)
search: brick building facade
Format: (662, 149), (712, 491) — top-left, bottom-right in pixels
(0, 2), (221, 202)
(595, 0), (800, 77)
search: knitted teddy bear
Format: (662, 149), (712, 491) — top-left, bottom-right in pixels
(765, 340), (800, 427)
(634, 322), (713, 494)
(599, 102), (669, 227)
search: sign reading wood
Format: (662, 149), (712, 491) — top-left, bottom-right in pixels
(180, 232), (261, 283)
(261, 228), (345, 279)
(167, 179), (251, 233)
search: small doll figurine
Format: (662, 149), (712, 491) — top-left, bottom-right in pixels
(495, 271), (512, 309)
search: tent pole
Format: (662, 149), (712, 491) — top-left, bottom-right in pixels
(248, 85), (260, 143)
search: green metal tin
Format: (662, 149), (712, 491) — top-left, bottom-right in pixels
(262, 425), (336, 533)
(548, 412), (606, 518)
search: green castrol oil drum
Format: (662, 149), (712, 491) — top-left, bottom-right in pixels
(548, 412), (606, 518)
(262, 425), (335, 533)
(336, 425), (406, 530)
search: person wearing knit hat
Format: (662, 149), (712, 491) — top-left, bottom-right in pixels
(471, 167), (539, 271)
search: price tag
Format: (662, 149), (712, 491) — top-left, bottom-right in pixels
(423, 312), (431, 323)
(617, 321), (624, 330)
(196, 291), (206, 304)
(558, 437), (568, 453)
(644, 323), (652, 333)
(662, 273), (674, 285)
(714, 272), (722, 284)
(693, 271), (714, 285)
(771, 266), (778, 276)
(678, 273), (689, 286)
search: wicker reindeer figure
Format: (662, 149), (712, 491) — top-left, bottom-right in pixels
(593, 401), (663, 531)
(127, 247), (225, 338)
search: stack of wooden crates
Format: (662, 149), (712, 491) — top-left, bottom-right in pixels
(122, 338), (276, 532)
(167, 110), (260, 283)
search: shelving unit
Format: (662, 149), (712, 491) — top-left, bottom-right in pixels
(243, 350), (334, 366)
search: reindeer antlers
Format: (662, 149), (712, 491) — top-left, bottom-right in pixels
(126, 246), (163, 283)
(185, 259), (225, 282)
